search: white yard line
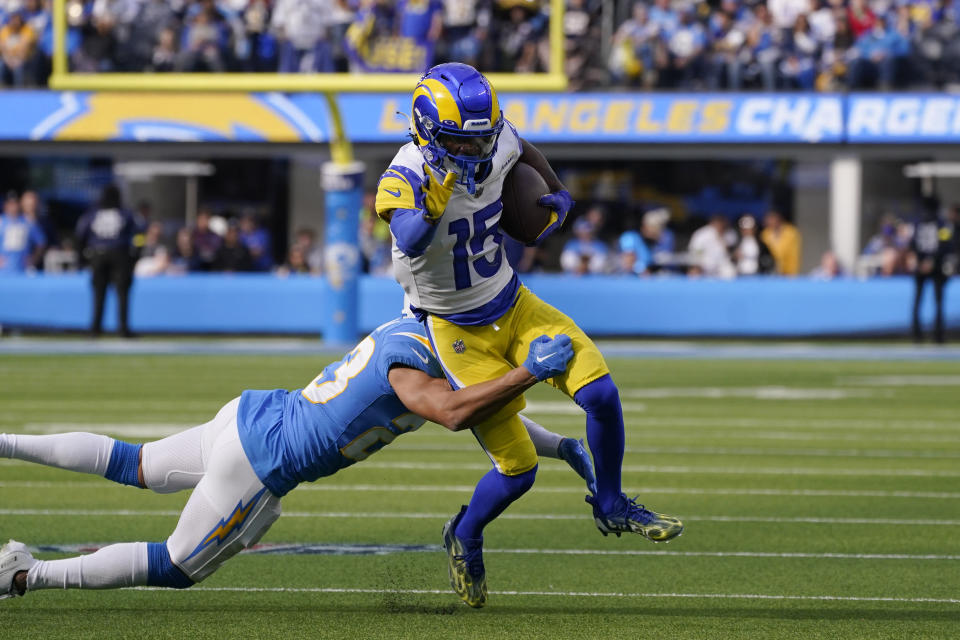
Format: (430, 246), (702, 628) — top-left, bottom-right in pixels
(1, 481), (958, 499)
(19, 539), (960, 561)
(11, 416), (960, 437)
(4, 508), (959, 527)
(620, 387), (883, 400)
(362, 461), (960, 478)
(837, 375), (960, 386)
(126, 586), (960, 605)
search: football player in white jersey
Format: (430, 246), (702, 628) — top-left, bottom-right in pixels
(376, 63), (683, 607)
(0, 319), (575, 603)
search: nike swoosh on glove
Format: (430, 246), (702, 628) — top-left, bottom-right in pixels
(523, 334), (574, 381)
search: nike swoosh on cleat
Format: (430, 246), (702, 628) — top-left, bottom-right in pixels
(411, 347), (430, 364)
(384, 188), (402, 198)
(536, 353), (555, 363)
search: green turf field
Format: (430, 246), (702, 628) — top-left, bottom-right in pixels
(1, 352), (958, 639)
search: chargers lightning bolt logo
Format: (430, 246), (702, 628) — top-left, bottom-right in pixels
(185, 487), (268, 560)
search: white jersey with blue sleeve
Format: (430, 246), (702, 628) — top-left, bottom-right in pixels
(378, 121), (523, 317)
(235, 318), (443, 497)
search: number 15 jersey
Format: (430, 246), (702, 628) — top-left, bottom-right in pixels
(236, 318), (443, 497)
(376, 121), (523, 317)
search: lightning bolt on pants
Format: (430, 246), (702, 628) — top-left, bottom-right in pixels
(165, 402), (281, 583)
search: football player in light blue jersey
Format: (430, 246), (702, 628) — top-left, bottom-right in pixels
(0, 318), (575, 601)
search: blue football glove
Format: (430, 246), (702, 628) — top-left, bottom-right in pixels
(532, 189), (574, 246)
(523, 334), (574, 381)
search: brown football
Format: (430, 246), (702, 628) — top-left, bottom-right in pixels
(499, 162), (552, 244)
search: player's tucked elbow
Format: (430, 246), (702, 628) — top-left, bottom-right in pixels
(396, 237), (427, 258)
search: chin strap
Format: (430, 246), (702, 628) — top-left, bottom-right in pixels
(463, 162), (478, 195)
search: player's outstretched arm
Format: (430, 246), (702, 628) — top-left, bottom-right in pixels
(388, 334), (574, 431)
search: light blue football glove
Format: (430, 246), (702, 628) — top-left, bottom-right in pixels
(532, 189), (574, 246)
(523, 334), (574, 381)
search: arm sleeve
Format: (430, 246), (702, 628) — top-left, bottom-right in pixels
(377, 332), (444, 391)
(390, 208), (438, 258)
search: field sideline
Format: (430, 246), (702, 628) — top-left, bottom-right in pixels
(0, 346), (958, 639)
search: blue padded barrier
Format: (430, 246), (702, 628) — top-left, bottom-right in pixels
(0, 273), (955, 337)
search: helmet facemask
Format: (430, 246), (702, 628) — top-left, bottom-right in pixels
(415, 111), (503, 195)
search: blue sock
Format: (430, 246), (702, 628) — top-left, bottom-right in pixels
(146, 542), (193, 589)
(574, 375), (624, 513)
(104, 440), (143, 488)
(455, 465), (537, 541)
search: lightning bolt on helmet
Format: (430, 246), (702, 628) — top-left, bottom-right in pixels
(411, 62), (504, 195)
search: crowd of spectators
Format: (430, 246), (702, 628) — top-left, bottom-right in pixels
(553, 205), (807, 278)
(3, 182), (957, 282)
(549, 202), (958, 280)
(0, 0), (563, 84)
(1, 0), (958, 89)
(0, 185), (396, 279)
(609, 0), (960, 90)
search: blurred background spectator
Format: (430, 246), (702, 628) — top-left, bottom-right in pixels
(733, 214), (774, 276)
(190, 207), (222, 271)
(614, 229), (652, 275)
(0, 10), (38, 85)
(560, 207), (610, 275)
(214, 221), (254, 272)
(687, 214), (736, 278)
(761, 209), (802, 275)
(239, 213), (272, 271)
(809, 249), (846, 279)
(134, 220), (171, 277)
(289, 227), (324, 275)
(0, 190), (46, 272)
(272, 0), (334, 73)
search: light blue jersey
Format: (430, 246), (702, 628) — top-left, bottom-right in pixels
(236, 318), (443, 497)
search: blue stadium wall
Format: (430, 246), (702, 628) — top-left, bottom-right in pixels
(0, 274), (955, 337)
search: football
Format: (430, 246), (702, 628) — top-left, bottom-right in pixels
(499, 162), (552, 244)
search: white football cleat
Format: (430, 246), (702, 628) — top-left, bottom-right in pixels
(0, 540), (36, 599)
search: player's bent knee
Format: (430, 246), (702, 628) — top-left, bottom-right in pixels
(500, 464), (537, 497)
(146, 542), (195, 589)
(104, 440), (144, 488)
(574, 374), (621, 418)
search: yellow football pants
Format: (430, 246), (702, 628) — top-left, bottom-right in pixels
(424, 285), (610, 475)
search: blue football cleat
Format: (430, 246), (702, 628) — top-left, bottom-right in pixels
(586, 494), (684, 542)
(441, 506), (487, 608)
(558, 437), (597, 496)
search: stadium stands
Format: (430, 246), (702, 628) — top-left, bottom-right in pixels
(2, 1), (959, 90)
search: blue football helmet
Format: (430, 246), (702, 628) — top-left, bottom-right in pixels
(411, 63), (504, 194)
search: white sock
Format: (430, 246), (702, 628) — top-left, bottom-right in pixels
(27, 542), (149, 591)
(0, 433), (114, 476)
(519, 414), (564, 459)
